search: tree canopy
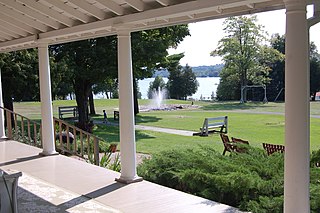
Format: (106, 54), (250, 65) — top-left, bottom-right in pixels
(268, 34), (320, 101)
(165, 54), (199, 100)
(211, 16), (283, 101)
(51, 25), (189, 129)
(0, 49), (39, 110)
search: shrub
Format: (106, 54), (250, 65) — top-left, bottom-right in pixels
(138, 146), (320, 212)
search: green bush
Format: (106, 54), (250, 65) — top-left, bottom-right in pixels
(138, 146), (320, 212)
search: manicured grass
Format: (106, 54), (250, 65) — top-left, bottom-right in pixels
(13, 99), (320, 154)
(135, 110), (320, 151)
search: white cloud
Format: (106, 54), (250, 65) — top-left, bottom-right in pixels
(168, 8), (320, 66)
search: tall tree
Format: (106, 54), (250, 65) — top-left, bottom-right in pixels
(268, 35), (320, 101)
(165, 53), (184, 99)
(131, 25), (189, 114)
(211, 16), (282, 101)
(166, 54), (198, 100)
(51, 37), (118, 130)
(309, 43), (320, 100)
(92, 78), (118, 99)
(268, 34), (285, 101)
(50, 56), (73, 100)
(51, 26), (189, 129)
(180, 64), (199, 99)
(0, 49), (39, 110)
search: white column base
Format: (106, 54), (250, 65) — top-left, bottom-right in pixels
(115, 176), (143, 184)
(0, 137), (8, 142)
(39, 150), (59, 156)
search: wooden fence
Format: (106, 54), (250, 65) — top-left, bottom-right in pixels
(1, 106), (104, 165)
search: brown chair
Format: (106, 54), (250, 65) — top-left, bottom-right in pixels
(220, 134), (235, 155)
(231, 137), (249, 153)
(262, 143), (285, 155)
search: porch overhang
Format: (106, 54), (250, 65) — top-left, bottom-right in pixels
(0, 0), (297, 53)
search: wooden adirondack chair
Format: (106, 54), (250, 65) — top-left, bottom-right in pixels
(262, 143), (285, 155)
(231, 137), (249, 153)
(220, 133), (235, 155)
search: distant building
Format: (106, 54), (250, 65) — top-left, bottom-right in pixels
(315, 92), (320, 101)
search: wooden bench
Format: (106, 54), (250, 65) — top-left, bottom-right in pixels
(262, 143), (285, 155)
(114, 110), (119, 120)
(196, 116), (228, 136)
(58, 106), (78, 119)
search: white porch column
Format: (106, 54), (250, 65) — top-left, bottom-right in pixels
(284, 0), (309, 212)
(0, 69), (6, 139)
(38, 42), (57, 156)
(116, 29), (142, 183)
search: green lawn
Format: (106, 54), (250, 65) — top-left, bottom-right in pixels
(13, 99), (320, 154)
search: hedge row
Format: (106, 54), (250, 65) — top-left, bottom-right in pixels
(138, 146), (320, 213)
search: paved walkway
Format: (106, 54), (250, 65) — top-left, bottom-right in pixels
(93, 120), (198, 136)
(135, 125), (197, 136)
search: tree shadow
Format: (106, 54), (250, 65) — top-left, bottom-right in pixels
(135, 115), (162, 124)
(201, 102), (272, 111)
(93, 123), (156, 144)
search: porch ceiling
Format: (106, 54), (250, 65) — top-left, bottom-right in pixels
(0, 0), (292, 53)
(0, 0), (318, 53)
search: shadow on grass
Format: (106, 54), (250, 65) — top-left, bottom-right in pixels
(93, 123), (156, 144)
(91, 113), (162, 125)
(135, 115), (162, 124)
(201, 102), (272, 111)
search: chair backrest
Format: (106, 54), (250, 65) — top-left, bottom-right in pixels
(231, 137), (249, 153)
(220, 133), (230, 144)
(262, 143), (285, 155)
(231, 137), (249, 145)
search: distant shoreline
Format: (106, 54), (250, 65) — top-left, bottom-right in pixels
(153, 64), (224, 78)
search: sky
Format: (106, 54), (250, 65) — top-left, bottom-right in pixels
(168, 7), (320, 67)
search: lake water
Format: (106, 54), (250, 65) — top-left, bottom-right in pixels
(138, 77), (220, 100)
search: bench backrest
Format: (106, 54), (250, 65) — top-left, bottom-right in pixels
(262, 143), (285, 155)
(58, 106), (78, 119)
(202, 116), (228, 135)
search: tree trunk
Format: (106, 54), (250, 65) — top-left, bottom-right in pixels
(241, 69), (248, 103)
(2, 88), (14, 129)
(88, 89), (96, 115)
(74, 81), (91, 131)
(243, 87), (248, 103)
(133, 79), (139, 115)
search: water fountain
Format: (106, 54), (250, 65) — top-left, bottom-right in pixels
(150, 87), (167, 109)
(139, 86), (198, 112)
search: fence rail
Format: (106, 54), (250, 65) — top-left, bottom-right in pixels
(0, 106), (42, 147)
(1, 106), (104, 165)
(53, 117), (102, 165)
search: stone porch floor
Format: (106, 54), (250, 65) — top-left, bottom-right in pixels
(0, 140), (243, 213)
